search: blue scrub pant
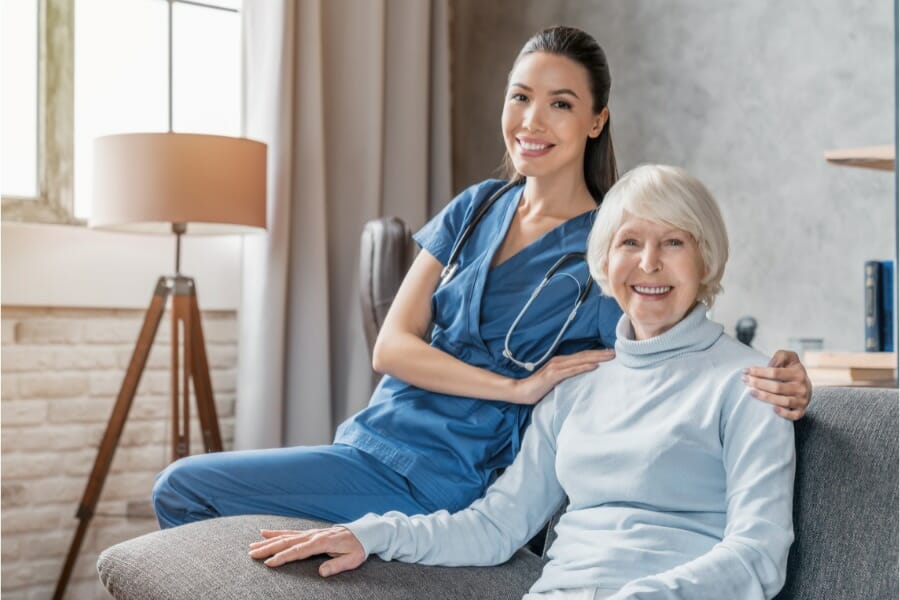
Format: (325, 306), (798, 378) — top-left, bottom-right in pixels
(152, 443), (436, 529)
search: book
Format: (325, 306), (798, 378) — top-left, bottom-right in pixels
(803, 351), (897, 369)
(865, 261), (881, 351)
(880, 260), (894, 352)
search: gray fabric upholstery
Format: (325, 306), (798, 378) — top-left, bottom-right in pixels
(97, 386), (899, 599)
(98, 515), (542, 600)
(775, 386), (898, 599)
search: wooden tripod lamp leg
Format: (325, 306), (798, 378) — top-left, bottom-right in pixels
(54, 275), (226, 599)
(53, 278), (171, 600)
(189, 291), (223, 452)
(171, 292), (192, 462)
(170, 277), (223, 456)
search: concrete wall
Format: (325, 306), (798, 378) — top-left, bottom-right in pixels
(450, 0), (894, 354)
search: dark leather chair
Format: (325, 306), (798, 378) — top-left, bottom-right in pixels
(358, 217), (418, 357)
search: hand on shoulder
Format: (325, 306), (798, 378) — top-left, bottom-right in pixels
(742, 350), (812, 421)
(510, 348), (614, 405)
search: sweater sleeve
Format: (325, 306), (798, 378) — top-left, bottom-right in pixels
(608, 381), (796, 600)
(342, 391), (570, 566)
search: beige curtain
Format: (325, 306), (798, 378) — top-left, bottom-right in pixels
(236, 0), (452, 449)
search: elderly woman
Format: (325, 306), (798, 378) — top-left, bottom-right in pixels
(249, 164), (796, 600)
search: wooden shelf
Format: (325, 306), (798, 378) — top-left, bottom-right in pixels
(803, 351), (897, 369)
(824, 145), (895, 171)
(803, 351), (898, 388)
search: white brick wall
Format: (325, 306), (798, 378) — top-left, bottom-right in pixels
(1, 306), (238, 599)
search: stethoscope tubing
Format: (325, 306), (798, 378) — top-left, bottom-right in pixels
(440, 180), (523, 287)
(438, 180), (595, 373)
(502, 252), (593, 371)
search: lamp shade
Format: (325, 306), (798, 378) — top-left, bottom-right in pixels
(90, 132), (267, 234)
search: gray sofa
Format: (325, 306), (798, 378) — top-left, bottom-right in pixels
(97, 387), (898, 599)
(97, 219), (899, 599)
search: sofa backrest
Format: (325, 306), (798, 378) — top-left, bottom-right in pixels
(540, 387), (899, 597)
(776, 385), (898, 599)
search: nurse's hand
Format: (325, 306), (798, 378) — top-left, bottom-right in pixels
(511, 348), (616, 405)
(249, 527), (366, 575)
(742, 349), (812, 421)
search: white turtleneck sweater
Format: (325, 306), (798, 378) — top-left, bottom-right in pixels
(344, 305), (796, 599)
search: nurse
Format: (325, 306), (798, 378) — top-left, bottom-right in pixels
(152, 26), (811, 528)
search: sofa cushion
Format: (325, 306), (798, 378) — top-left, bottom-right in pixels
(97, 515), (543, 600)
(775, 386), (898, 599)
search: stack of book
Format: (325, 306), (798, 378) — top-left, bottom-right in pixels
(804, 351), (897, 387)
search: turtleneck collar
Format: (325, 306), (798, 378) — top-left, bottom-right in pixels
(614, 303), (724, 368)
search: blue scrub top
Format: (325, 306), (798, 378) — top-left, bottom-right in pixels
(334, 179), (621, 511)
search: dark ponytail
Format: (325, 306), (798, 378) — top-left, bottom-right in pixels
(501, 26), (618, 205)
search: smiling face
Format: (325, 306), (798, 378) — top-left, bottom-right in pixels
(501, 52), (607, 182)
(605, 214), (706, 340)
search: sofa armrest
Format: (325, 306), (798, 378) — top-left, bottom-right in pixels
(98, 515), (543, 600)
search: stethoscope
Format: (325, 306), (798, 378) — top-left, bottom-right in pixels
(439, 180), (594, 372)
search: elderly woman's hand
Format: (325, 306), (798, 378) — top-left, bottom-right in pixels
(742, 350), (812, 421)
(249, 527), (366, 575)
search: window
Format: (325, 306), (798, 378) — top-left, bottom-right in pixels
(1, 0), (70, 223)
(1, 0), (40, 199)
(1, 0), (241, 224)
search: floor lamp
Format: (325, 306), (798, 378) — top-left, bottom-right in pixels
(53, 132), (266, 599)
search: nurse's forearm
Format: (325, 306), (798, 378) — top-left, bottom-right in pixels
(373, 332), (517, 402)
(374, 332), (608, 405)
(371, 249), (604, 404)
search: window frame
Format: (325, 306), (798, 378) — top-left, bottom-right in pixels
(1, 0), (241, 225)
(2, 0), (75, 224)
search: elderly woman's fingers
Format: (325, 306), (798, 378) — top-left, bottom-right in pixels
(319, 552), (367, 577)
(259, 528), (310, 538)
(263, 539), (321, 567)
(250, 529), (315, 548)
(249, 534), (294, 549)
(249, 535), (305, 559)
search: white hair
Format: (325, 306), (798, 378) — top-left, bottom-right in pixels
(587, 164), (729, 307)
